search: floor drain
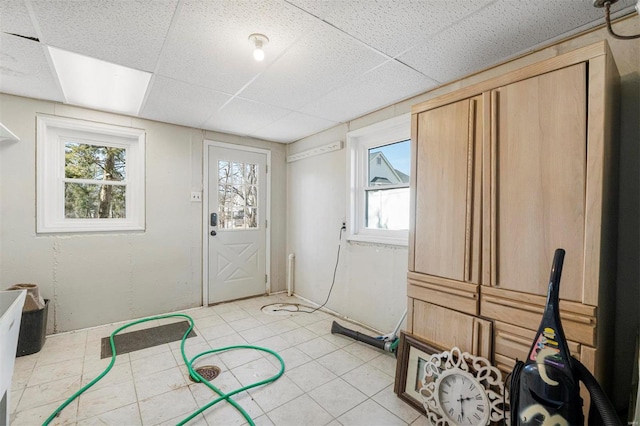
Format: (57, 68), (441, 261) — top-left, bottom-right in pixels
(190, 365), (221, 382)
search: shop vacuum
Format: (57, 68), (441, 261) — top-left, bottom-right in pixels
(510, 248), (621, 426)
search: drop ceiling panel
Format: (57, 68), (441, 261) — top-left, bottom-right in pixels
(250, 111), (338, 143)
(241, 23), (388, 111)
(320, 0), (494, 57)
(29, 0), (177, 71)
(139, 76), (231, 130)
(398, 0), (636, 83)
(301, 60), (438, 123)
(0, 0), (38, 40)
(0, 34), (63, 102)
(202, 96), (292, 137)
(157, 0), (317, 94)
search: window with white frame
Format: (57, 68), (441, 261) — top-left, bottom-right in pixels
(37, 115), (145, 233)
(347, 114), (410, 246)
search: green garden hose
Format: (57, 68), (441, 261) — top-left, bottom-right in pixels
(42, 313), (285, 426)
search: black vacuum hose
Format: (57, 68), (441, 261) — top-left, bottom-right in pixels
(572, 356), (622, 426)
(331, 321), (387, 350)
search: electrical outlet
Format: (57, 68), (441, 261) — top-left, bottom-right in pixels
(190, 191), (202, 202)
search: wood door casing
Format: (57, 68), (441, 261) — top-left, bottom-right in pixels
(490, 63), (587, 302)
(414, 96), (482, 283)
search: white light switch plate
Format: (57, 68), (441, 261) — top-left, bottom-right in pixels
(190, 191), (202, 202)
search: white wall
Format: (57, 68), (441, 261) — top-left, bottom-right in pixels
(287, 108), (411, 334)
(0, 94), (287, 333)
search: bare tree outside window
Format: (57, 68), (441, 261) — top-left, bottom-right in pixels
(64, 142), (126, 218)
(218, 161), (259, 229)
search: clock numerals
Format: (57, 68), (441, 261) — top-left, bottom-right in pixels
(473, 412), (481, 421)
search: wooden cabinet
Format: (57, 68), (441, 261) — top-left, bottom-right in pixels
(411, 299), (492, 360)
(406, 41), (619, 402)
(412, 95), (483, 285)
(489, 63), (587, 302)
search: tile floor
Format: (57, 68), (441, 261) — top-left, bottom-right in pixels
(10, 294), (429, 426)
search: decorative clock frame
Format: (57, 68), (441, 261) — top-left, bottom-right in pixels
(419, 347), (509, 426)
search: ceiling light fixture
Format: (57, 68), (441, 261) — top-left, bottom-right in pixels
(593, 0), (640, 40)
(249, 33), (269, 61)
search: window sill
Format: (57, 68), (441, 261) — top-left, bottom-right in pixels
(347, 233), (408, 247)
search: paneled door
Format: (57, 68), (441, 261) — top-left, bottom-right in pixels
(206, 143), (269, 304)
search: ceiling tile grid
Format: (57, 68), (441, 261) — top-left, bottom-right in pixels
(300, 59), (438, 123)
(240, 21), (389, 111)
(398, 0), (636, 84)
(202, 96), (293, 137)
(249, 111), (338, 143)
(0, 34), (63, 102)
(314, 0), (495, 58)
(1, 0), (636, 143)
(0, 0), (38, 40)
(29, 0), (178, 72)
(156, 0), (317, 94)
(139, 75), (232, 130)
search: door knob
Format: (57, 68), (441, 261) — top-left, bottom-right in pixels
(210, 230), (217, 236)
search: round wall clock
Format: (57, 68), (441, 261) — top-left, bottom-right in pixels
(419, 347), (508, 426)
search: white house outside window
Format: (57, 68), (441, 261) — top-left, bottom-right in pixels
(37, 115), (145, 233)
(347, 114), (410, 246)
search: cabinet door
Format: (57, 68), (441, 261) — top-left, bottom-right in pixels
(413, 96), (482, 283)
(412, 300), (492, 359)
(490, 63), (587, 302)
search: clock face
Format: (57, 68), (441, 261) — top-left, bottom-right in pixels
(436, 370), (490, 426)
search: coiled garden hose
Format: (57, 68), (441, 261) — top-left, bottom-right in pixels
(42, 313), (285, 426)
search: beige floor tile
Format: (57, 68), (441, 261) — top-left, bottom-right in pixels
(338, 399), (406, 425)
(308, 377), (367, 417)
(76, 402), (142, 426)
(10, 398), (78, 426)
(343, 341), (386, 362)
(247, 375), (305, 413)
(9, 387), (24, 415)
(266, 394), (333, 426)
(296, 336), (339, 359)
(200, 390), (264, 425)
(130, 350), (177, 378)
(18, 375), (82, 412)
(266, 346), (311, 371)
(228, 316), (263, 332)
(76, 379), (137, 420)
(367, 352), (398, 377)
(317, 348), (364, 376)
(10, 295), (426, 426)
(27, 358), (84, 387)
(372, 385), (421, 424)
(219, 345), (265, 369)
(286, 360), (337, 392)
(134, 365), (188, 400)
(138, 386), (199, 425)
(342, 363), (394, 397)
(239, 325), (277, 343)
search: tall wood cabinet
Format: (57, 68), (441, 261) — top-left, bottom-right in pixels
(406, 41), (619, 395)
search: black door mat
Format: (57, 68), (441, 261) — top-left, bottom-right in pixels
(100, 320), (197, 359)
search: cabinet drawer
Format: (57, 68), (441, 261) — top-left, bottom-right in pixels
(493, 321), (581, 373)
(408, 271), (479, 316)
(481, 288), (596, 346)
(412, 299), (491, 359)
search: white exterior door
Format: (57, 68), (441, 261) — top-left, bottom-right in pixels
(206, 143), (269, 304)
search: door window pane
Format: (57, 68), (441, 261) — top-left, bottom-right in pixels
(218, 161), (259, 229)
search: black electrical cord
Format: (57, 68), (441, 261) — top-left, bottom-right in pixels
(603, 1), (640, 40)
(261, 225), (344, 314)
